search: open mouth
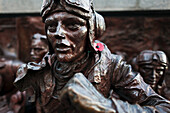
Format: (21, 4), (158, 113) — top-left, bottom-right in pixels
(54, 39), (72, 52)
(55, 43), (71, 52)
(56, 47), (70, 52)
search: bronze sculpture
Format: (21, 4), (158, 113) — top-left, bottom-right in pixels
(14, 0), (170, 113)
(0, 47), (25, 113)
(136, 50), (169, 100)
(30, 33), (48, 63)
(28, 33), (49, 113)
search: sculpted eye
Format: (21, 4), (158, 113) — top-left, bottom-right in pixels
(141, 67), (151, 73)
(66, 23), (80, 31)
(156, 69), (164, 74)
(48, 26), (56, 32)
(34, 48), (43, 53)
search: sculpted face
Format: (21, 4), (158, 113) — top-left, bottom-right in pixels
(30, 35), (48, 63)
(45, 12), (88, 62)
(139, 62), (164, 89)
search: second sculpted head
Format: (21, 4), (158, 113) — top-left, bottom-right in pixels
(137, 50), (168, 90)
(30, 33), (48, 63)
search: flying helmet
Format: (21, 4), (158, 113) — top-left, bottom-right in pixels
(40, 0), (105, 53)
(137, 50), (168, 69)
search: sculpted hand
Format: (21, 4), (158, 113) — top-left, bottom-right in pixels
(60, 73), (116, 113)
(10, 91), (26, 113)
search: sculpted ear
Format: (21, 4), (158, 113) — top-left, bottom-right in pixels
(95, 12), (106, 38)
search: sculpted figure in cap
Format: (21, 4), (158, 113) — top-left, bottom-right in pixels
(14, 0), (170, 113)
(30, 33), (48, 63)
(136, 50), (169, 100)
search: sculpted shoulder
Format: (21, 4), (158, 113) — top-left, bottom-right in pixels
(14, 52), (52, 84)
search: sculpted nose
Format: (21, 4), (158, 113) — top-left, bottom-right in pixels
(54, 22), (65, 39)
(150, 70), (156, 80)
(30, 49), (34, 56)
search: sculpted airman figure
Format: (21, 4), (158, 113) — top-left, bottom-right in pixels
(27, 33), (49, 112)
(14, 0), (170, 113)
(30, 33), (49, 63)
(136, 50), (169, 100)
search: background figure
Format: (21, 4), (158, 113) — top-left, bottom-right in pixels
(136, 50), (169, 99)
(30, 33), (48, 63)
(26, 33), (48, 113)
(0, 47), (25, 113)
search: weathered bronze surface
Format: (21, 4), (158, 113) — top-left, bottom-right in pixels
(30, 33), (48, 63)
(0, 33), (48, 113)
(134, 50), (169, 100)
(0, 47), (25, 113)
(14, 0), (170, 113)
(25, 33), (49, 113)
(17, 17), (45, 63)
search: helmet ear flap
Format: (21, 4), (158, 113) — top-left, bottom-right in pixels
(94, 12), (106, 39)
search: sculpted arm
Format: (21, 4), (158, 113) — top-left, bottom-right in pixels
(0, 59), (23, 94)
(60, 73), (169, 113)
(110, 57), (170, 112)
(14, 63), (37, 93)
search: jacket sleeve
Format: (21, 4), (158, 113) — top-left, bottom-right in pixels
(111, 55), (170, 112)
(14, 60), (46, 91)
(60, 72), (169, 113)
(14, 63), (42, 102)
(14, 64), (33, 91)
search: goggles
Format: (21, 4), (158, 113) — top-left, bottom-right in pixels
(137, 50), (168, 67)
